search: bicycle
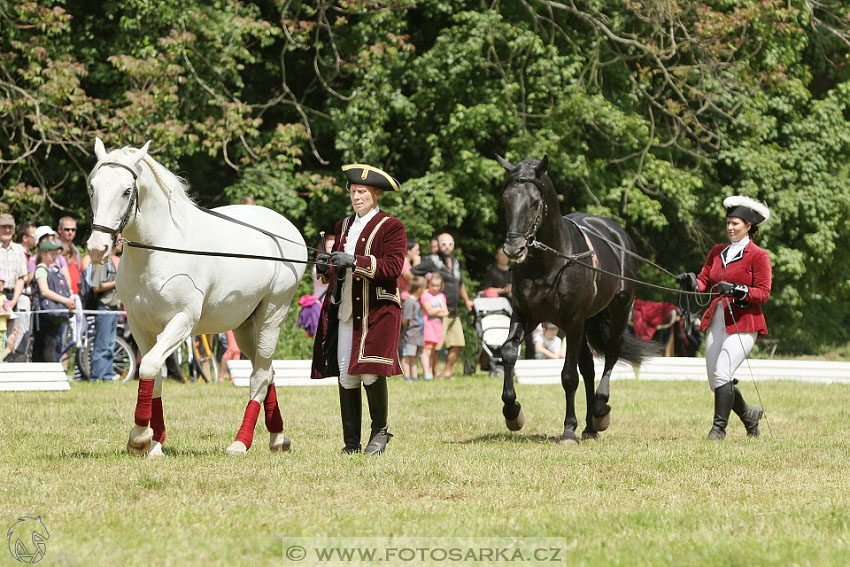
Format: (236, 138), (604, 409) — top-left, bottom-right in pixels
(75, 314), (138, 382)
(55, 313), (137, 382)
(171, 333), (220, 383)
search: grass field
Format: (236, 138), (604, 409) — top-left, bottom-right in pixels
(1, 375), (849, 566)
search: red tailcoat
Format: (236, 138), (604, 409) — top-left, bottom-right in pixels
(696, 241), (772, 335)
(311, 212), (406, 378)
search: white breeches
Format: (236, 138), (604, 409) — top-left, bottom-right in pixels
(704, 306), (756, 391)
(337, 320), (378, 390)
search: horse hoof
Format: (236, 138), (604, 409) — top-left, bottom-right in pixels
(592, 412), (611, 432)
(225, 441), (248, 456)
(558, 437), (579, 447)
(581, 430), (599, 441)
(146, 441), (164, 459)
(127, 425), (153, 456)
(505, 409), (526, 431)
(269, 433), (292, 452)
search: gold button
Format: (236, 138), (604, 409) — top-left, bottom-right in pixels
(361, 238), (366, 242)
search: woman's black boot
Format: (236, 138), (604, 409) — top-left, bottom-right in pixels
(707, 382), (734, 440)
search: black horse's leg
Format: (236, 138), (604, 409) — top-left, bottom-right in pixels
(592, 295), (631, 431)
(501, 317), (527, 431)
(578, 337), (598, 440)
(559, 324), (584, 445)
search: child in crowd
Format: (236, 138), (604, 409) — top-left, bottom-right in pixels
(400, 276), (426, 381)
(0, 271), (11, 359)
(420, 272), (449, 381)
(533, 323), (565, 359)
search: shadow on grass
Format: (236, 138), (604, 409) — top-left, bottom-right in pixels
(456, 432), (560, 445)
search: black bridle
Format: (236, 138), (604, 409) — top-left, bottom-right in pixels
(504, 176), (548, 247)
(88, 161), (140, 237)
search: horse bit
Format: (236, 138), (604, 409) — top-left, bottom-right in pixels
(88, 161), (140, 237)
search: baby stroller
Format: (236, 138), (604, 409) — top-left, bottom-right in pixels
(471, 295), (513, 377)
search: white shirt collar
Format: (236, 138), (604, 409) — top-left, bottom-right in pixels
(353, 206), (379, 226)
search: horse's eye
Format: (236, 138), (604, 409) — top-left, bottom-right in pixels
(123, 188), (132, 197)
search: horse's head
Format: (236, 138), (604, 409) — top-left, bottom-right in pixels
(497, 154), (550, 263)
(87, 137), (150, 264)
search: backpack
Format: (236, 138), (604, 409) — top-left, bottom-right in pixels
(78, 263), (96, 311)
(79, 261), (114, 311)
(33, 264), (72, 321)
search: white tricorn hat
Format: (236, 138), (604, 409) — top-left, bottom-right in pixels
(723, 196), (770, 225)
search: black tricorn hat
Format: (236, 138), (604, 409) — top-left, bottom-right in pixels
(723, 196), (770, 225)
(342, 164), (400, 192)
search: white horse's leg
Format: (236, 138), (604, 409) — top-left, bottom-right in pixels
(129, 314), (193, 456)
(226, 306), (290, 455)
(147, 377), (166, 458)
(226, 322), (260, 455)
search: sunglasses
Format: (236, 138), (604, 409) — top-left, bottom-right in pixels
(61, 228), (77, 232)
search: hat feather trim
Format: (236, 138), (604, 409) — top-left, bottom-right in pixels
(723, 195), (770, 222)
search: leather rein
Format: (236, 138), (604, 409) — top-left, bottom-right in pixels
(87, 160), (327, 266)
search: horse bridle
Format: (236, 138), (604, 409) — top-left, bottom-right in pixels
(504, 176), (548, 247)
(88, 161), (140, 237)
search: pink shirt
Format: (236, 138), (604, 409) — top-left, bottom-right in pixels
(420, 290), (446, 344)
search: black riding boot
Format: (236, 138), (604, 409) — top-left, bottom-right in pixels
(338, 385), (362, 453)
(732, 385), (763, 437)
(707, 382), (734, 440)
(363, 377), (392, 455)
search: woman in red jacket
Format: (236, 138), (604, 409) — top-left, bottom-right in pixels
(676, 196), (772, 440)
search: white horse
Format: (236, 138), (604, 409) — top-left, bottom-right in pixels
(86, 138), (306, 457)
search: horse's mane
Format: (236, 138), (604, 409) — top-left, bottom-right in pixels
(109, 146), (194, 203)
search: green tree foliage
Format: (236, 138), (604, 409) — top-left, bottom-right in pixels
(3, 0), (850, 352)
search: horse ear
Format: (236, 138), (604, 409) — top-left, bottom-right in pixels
(535, 154), (550, 177)
(94, 137), (107, 160)
(134, 140), (152, 164)
(495, 154), (514, 171)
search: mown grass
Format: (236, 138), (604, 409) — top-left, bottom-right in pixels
(1, 376), (849, 566)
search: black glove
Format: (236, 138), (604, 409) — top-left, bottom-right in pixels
(675, 272), (697, 292)
(315, 252), (332, 275)
(331, 251), (356, 271)
(715, 281), (748, 299)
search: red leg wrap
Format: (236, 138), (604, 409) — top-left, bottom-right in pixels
(134, 379), (155, 427)
(235, 400), (261, 450)
(151, 397), (166, 444)
(264, 384), (284, 433)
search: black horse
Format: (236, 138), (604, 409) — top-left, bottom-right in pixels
(496, 155), (647, 445)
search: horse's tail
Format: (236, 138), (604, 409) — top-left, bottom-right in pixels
(586, 318), (662, 365)
(617, 334), (662, 365)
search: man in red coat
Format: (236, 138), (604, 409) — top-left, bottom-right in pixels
(311, 164), (406, 454)
(676, 195), (771, 440)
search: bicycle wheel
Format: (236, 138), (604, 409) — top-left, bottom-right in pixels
(191, 335), (213, 383)
(82, 336), (137, 381)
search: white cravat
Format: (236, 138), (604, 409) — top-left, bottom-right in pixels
(722, 235), (750, 266)
(339, 207), (380, 322)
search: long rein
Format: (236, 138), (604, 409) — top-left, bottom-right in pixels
(89, 160), (329, 266)
(508, 173), (710, 300)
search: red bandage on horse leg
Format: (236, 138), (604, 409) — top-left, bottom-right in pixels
(134, 379), (155, 427)
(264, 384), (284, 433)
(151, 397), (166, 444)
(234, 400), (261, 449)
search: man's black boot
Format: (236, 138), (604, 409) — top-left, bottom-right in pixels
(338, 385), (362, 453)
(363, 377), (392, 455)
